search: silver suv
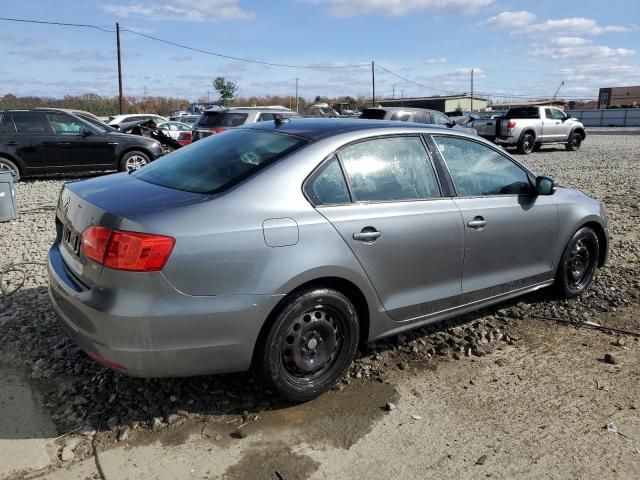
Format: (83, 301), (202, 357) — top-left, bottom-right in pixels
(191, 106), (302, 142)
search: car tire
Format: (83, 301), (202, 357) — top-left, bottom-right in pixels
(554, 227), (599, 298)
(517, 133), (535, 155)
(0, 157), (20, 181)
(565, 132), (582, 151)
(256, 287), (359, 402)
(120, 151), (150, 172)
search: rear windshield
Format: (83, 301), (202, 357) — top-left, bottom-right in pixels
(133, 129), (307, 194)
(505, 107), (540, 119)
(359, 109), (387, 120)
(196, 112), (248, 127)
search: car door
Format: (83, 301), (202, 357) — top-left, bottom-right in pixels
(44, 112), (114, 169)
(9, 112), (59, 170)
(309, 135), (465, 321)
(542, 108), (566, 141)
(431, 135), (558, 304)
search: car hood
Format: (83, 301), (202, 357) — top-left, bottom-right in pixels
(65, 172), (206, 217)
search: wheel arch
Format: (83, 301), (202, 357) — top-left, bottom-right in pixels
(580, 220), (608, 268)
(0, 153), (25, 174)
(571, 127), (586, 140)
(251, 276), (371, 367)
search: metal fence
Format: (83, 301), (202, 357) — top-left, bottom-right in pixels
(566, 108), (640, 127)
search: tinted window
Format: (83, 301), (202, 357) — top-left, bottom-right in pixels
(339, 136), (440, 202)
(505, 107), (539, 119)
(305, 156), (350, 206)
(12, 112), (50, 134)
(359, 109), (387, 120)
(259, 113), (275, 122)
(134, 129), (307, 194)
(46, 113), (86, 134)
(432, 112), (450, 125)
(197, 112), (247, 127)
(434, 136), (531, 196)
(0, 114), (16, 134)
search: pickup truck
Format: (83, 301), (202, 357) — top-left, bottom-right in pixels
(495, 106), (586, 154)
(459, 111), (506, 141)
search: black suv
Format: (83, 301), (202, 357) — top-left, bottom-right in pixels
(0, 109), (163, 180)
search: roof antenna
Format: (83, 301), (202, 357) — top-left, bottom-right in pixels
(273, 113), (290, 126)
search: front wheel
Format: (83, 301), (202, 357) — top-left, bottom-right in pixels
(565, 132), (582, 151)
(517, 133), (535, 155)
(555, 227), (599, 298)
(120, 151), (150, 172)
(256, 288), (359, 402)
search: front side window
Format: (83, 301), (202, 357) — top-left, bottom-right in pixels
(546, 108), (566, 120)
(413, 111), (431, 124)
(304, 155), (350, 206)
(434, 136), (531, 196)
(46, 113), (86, 134)
(389, 111), (412, 122)
(339, 136), (440, 202)
(134, 129), (307, 194)
(11, 112), (50, 134)
(259, 113), (275, 122)
(432, 112), (450, 125)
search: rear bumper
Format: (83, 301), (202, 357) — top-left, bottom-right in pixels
(496, 136), (517, 146)
(48, 243), (282, 377)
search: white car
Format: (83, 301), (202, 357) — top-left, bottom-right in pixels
(157, 121), (192, 140)
(108, 114), (168, 128)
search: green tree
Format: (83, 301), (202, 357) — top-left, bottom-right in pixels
(213, 77), (238, 106)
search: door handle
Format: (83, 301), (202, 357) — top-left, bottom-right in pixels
(5, 141), (18, 146)
(57, 142), (71, 147)
(467, 217), (487, 229)
(353, 228), (381, 242)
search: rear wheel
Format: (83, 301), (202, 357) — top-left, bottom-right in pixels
(555, 227), (599, 298)
(0, 157), (20, 181)
(120, 151), (150, 172)
(257, 287), (359, 402)
(565, 132), (582, 151)
(517, 133), (535, 155)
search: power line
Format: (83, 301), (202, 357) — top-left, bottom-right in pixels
(0, 16), (114, 32)
(375, 63), (459, 95)
(121, 28), (371, 70)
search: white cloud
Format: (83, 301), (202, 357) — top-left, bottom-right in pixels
(481, 10), (536, 28)
(425, 57), (447, 64)
(310, 0), (494, 17)
(533, 37), (635, 61)
(525, 17), (629, 35)
(102, 0), (255, 21)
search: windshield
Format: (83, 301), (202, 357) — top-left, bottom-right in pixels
(133, 129), (307, 194)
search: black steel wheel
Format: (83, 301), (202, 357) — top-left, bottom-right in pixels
(555, 227), (599, 298)
(565, 132), (582, 151)
(517, 133), (535, 155)
(257, 287), (359, 402)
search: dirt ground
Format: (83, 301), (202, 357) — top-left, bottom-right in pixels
(1, 129), (639, 479)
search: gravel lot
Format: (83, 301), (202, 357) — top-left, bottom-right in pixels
(0, 128), (639, 479)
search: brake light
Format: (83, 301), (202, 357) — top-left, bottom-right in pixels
(177, 132), (191, 140)
(507, 120), (516, 129)
(208, 127), (227, 134)
(81, 226), (175, 272)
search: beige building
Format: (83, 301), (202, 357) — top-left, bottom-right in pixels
(598, 86), (640, 108)
(379, 95), (487, 115)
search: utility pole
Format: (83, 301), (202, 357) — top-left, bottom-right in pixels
(116, 22), (123, 115)
(392, 84), (396, 99)
(471, 68), (474, 112)
(371, 61), (376, 107)
(295, 78), (299, 112)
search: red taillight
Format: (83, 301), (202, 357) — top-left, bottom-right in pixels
(81, 226), (175, 272)
(177, 131), (191, 140)
(507, 120), (516, 129)
(208, 127), (227, 134)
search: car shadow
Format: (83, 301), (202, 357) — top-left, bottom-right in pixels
(0, 283), (555, 440)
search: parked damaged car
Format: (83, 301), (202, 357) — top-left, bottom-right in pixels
(48, 118), (608, 402)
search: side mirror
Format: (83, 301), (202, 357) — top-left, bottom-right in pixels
(445, 121), (456, 128)
(536, 176), (555, 195)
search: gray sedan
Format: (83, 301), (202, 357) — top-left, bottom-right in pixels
(48, 119), (608, 401)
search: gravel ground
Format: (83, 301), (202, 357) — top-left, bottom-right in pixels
(0, 128), (638, 478)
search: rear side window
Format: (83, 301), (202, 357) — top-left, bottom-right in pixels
(0, 114), (16, 134)
(414, 111), (431, 124)
(339, 136), (440, 202)
(134, 129), (307, 194)
(359, 109), (386, 120)
(304, 156), (350, 206)
(12, 112), (50, 134)
(505, 107), (539, 119)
